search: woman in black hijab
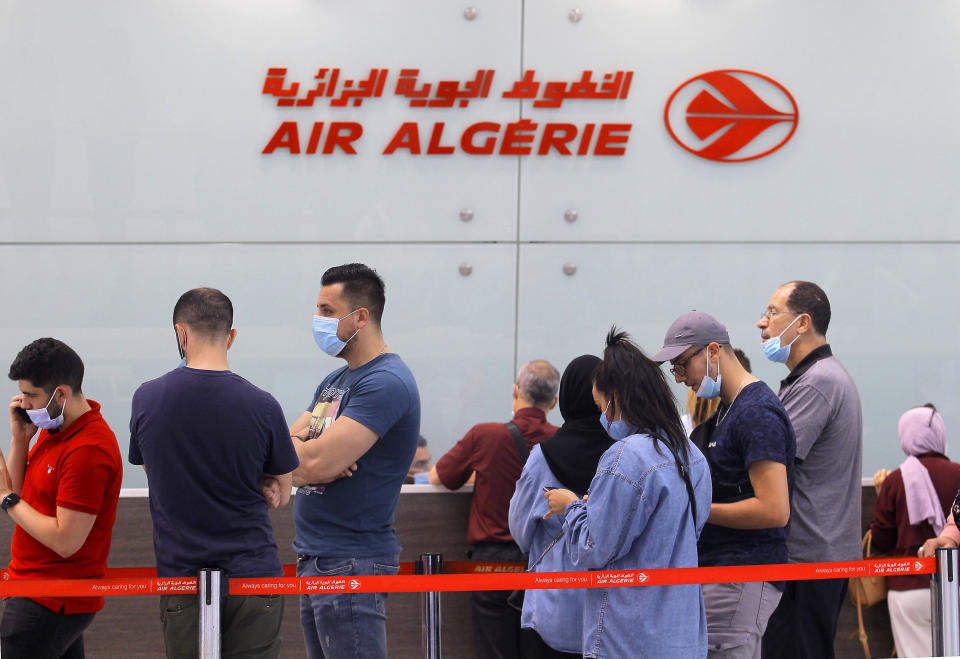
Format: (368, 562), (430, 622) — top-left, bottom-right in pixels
(508, 355), (612, 657)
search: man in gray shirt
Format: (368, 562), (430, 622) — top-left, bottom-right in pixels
(757, 281), (862, 659)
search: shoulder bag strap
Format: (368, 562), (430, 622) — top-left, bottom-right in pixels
(505, 421), (529, 464)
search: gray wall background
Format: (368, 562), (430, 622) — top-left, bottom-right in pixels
(2, 1), (958, 488)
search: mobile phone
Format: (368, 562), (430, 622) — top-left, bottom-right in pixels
(14, 406), (32, 425)
(542, 486), (558, 493)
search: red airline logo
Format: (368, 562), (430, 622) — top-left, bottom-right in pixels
(664, 70), (798, 162)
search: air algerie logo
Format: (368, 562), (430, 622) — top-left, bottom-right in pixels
(664, 70), (798, 162)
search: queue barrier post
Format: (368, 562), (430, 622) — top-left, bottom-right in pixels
(932, 547), (960, 656)
(199, 568), (222, 659)
(417, 553), (443, 659)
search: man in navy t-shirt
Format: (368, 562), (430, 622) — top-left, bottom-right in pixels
(655, 311), (796, 659)
(129, 288), (299, 659)
(289, 264), (420, 659)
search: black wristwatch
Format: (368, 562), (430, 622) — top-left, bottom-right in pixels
(1, 492), (20, 513)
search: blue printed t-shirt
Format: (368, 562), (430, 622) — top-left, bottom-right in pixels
(129, 368), (299, 578)
(293, 352), (420, 558)
(697, 381), (796, 568)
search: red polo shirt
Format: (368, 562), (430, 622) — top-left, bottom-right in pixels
(8, 400), (123, 613)
(435, 407), (557, 545)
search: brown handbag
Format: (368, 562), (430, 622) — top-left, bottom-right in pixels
(847, 530), (889, 659)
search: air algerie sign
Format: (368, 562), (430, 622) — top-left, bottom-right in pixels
(260, 67), (797, 161)
(260, 67), (634, 156)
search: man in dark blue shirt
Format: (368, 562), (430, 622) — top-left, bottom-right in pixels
(655, 310), (796, 658)
(129, 288), (299, 659)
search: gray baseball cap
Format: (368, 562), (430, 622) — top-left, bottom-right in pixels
(652, 310), (730, 363)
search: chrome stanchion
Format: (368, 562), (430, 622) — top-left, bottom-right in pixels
(417, 553), (443, 659)
(198, 568), (222, 659)
(932, 547), (960, 657)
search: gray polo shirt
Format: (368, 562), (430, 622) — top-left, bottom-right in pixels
(778, 345), (862, 563)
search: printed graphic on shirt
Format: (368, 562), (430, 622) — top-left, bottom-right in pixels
(300, 384), (348, 494)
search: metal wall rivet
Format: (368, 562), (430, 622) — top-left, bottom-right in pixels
(459, 208), (474, 222)
(459, 263), (474, 276)
(563, 263), (577, 276)
(564, 209), (578, 223)
(569, 8), (583, 23)
(464, 7), (478, 20)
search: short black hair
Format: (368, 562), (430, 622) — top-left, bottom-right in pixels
(8, 338), (84, 395)
(321, 264), (386, 324)
(732, 348), (751, 373)
(784, 281), (831, 336)
(173, 288), (234, 338)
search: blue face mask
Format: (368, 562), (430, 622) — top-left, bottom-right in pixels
(600, 401), (634, 440)
(26, 389), (66, 431)
(696, 350), (722, 400)
(176, 358), (187, 369)
(312, 309), (360, 357)
(762, 315), (801, 363)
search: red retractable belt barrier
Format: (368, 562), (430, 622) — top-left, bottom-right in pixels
(0, 558), (933, 598)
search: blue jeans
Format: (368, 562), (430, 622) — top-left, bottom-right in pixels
(297, 554), (399, 659)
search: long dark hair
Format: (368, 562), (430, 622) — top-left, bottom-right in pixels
(593, 327), (690, 466)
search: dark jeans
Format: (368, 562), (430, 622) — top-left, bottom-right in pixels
(297, 554), (399, 659)
(160, 593), (284, 659)
(525, 628), (581, 659)
(469, 541), (531, 659)
(761, 578), (848, 659)
(0, 597), (95, 659)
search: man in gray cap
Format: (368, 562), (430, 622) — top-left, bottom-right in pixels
(654, 310), (796, 659)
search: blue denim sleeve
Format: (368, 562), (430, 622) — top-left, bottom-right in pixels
(561, 468), (644, 570)
(509, 447), (555, 553)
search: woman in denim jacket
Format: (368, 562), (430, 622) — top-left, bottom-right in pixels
(509, 354), (613, 657)
(545, 328), (712, 658)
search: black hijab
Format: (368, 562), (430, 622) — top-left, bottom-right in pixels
(540, 355), (614, 497)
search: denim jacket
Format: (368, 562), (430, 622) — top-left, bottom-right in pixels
(508, 445), (585, 654)
(561, 433), (712, 658)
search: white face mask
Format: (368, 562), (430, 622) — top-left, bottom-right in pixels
(26, 389), (66, 430)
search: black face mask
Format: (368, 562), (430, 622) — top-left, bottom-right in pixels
(175, 328), (185, 360)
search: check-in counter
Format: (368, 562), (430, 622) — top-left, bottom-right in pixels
(0, 484), (892, 658)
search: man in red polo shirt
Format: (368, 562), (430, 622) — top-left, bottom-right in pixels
(430, 360), (560, 659)
(0, 338), (122, 658)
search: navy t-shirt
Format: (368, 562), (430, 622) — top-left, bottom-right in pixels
(129, 367), (299, 578)
(697, 381), (796, 568)
(293, 353), (420, 558)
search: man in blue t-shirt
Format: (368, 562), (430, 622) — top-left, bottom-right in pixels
(654, 311), (796, 659)
(129, 288), (299, 659)
(289, 264), (420, 659)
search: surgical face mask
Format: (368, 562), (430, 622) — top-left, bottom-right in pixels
(696, 351), (722, 400)
(762, 315), (801, 364)
(312, 309), (360, 357)
(26, 389), (66, 431)
(599, 400), (634, 441)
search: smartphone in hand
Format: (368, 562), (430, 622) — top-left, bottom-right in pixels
(14, 406), (32, 425)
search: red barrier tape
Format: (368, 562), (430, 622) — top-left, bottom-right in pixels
(229, 557), (935, 596)
(0, 558), (933, 598)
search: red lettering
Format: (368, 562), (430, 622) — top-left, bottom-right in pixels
(576, 124), (595, 156)
(500, 119), (537, 155)
(594, 123), (631, 156)
(262, 122), (300, 154)
(322, 122), (363, 155)
(537, 123), (577, 155)
(305, 122), (324, 155)
(461, 122), (500, 155)
(426, 123), (455, 155)
(383, 122), (421, 154)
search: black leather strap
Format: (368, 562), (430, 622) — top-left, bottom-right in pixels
(505, 421), (529, 464)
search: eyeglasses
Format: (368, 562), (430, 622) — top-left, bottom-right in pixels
(669, 348), (703, 378)
(760, 309), (799, 321)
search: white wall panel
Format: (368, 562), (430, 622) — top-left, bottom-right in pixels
(520, 0), (960, 241)
(517, 243), (957, 477)
(0, 0), (522, 242)
(0, 244), (517, 488)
